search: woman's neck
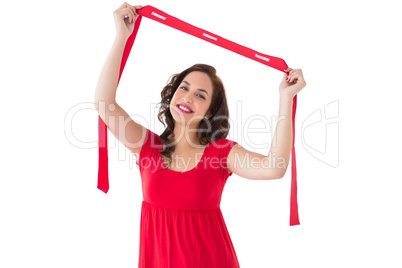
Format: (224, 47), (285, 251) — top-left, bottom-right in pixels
(173, 124), (204, 149)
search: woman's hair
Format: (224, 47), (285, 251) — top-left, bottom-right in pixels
(156, 63), (232, 170)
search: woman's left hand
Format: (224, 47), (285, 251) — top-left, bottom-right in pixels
(279, 68), (307, 99)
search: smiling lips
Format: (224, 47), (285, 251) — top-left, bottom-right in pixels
(177, 103), (194, 113)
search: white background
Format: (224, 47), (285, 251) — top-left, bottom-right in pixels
(1, 0), (401, 267)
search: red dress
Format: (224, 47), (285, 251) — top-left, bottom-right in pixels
(135, 128), (240, 268)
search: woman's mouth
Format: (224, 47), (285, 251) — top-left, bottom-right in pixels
(176, 104), (193, 114)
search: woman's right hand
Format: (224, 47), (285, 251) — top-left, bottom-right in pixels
(113, 3), (142, 40)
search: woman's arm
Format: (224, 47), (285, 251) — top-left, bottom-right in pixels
(226, 68), (306, 180)
(269, 68), (307, 177)
(94, 3), (142, 109)
(94, 36), (128, 108)
(269, 96), (294, 177)
(93, 4), (147, 157)
(93, 34), (147, 156)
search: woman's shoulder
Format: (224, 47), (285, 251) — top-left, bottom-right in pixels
(209, 138), (238, 154)
(143, 128), (164, 149)
(210, 138), (237, 146)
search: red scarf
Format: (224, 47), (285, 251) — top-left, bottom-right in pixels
(97, 5), (300, 226)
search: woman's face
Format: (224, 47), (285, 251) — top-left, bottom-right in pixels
(170, 71), (213, 127)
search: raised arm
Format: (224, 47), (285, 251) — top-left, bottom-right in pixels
(225, 97), (292, 181)
(94, 3), (147, 157)
(94, 36), (128, 109)
(227, 68), (306, 180)
(94, 3), (142, 109)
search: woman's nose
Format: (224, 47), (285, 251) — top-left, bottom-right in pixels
(182, 94), (193, 103)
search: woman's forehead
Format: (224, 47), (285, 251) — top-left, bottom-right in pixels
(182, 71), (213, 93)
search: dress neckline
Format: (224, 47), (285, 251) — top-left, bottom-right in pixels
(162, 143), (210, 173)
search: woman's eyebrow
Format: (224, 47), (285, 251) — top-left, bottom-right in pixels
(182, 80), (209, 96)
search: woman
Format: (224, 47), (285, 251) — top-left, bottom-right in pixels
(94, 3), (307, 267)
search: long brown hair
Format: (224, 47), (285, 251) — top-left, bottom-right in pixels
(156, 63), (232, 170)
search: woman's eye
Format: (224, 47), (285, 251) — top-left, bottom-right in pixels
(180, 86), (205, 99)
